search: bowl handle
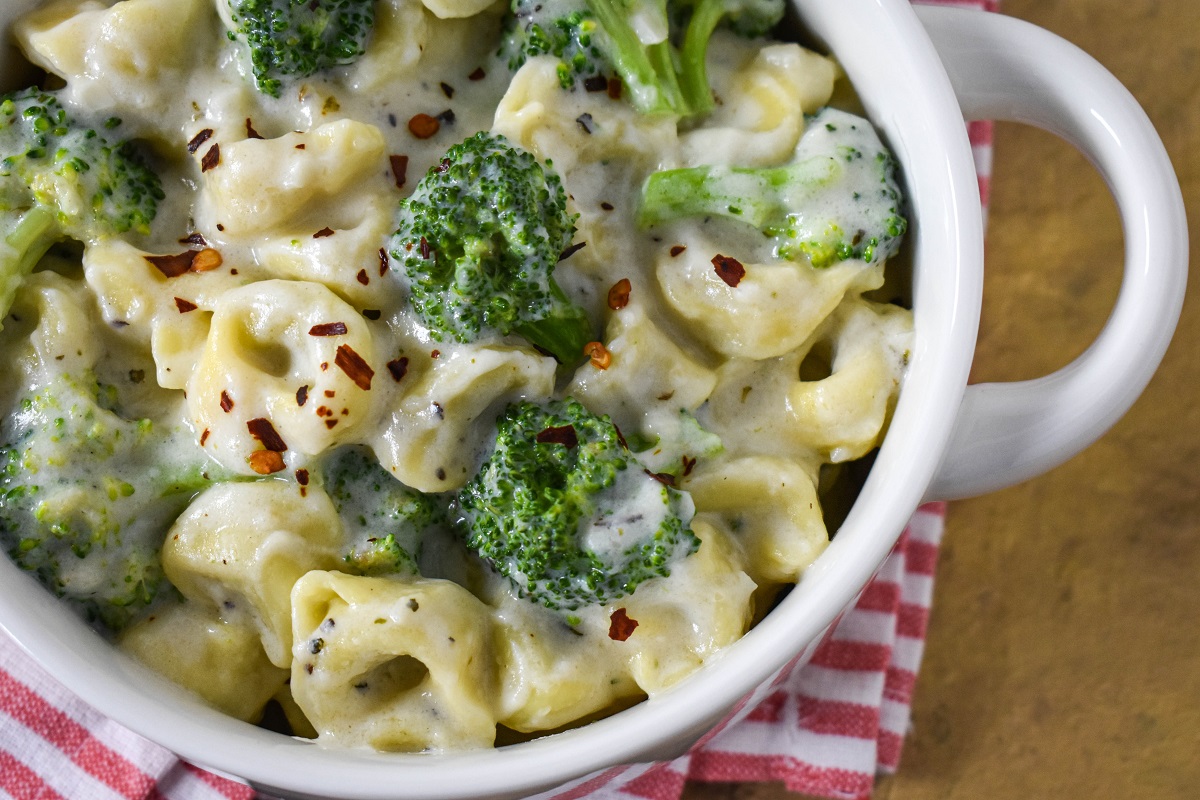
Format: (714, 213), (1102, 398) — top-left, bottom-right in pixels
(915, 6), (1188, 502)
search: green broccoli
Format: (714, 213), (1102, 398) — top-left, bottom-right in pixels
(638, 107), (908, 267)
(389, 131), (591, 365)
(223, 0), (376, 97)
(0, 372), (225, 632)
(455, 398), (699, 611)
(318, 446), (445, 577)
(1, 90), (163, 331)
(674, 0), (784, 115)
(498, 0), (784, 117)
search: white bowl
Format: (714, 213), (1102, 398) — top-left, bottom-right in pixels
(0, 1), (1186, 798)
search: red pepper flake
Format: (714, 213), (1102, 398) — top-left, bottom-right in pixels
(537, 425), (578, 449)
(600, 201), (614, 211)
(174, 297), (198, 313)
(145, 251), (196, 278)
(317, 405), (332, 417)
(645, 469), (677, 487)
(408, 113), (440, 139)
(681, 455), (697, 476)
(356, 269), (369, 286)
(179, 232), (208, 247)
(247, 418), (288, 451)
(419, 236), (431, 260)
(297, 385), (309, 406)
(201, 143), (220, 172)
(468, 67), (486, 81)
(614, 424), (629, 450)
(325, 419), (339, 429)
(249, 450), (286, 475)
(584, 341), (611, 370)
(389, 154), (409, 189)
(608, 608), (638, 641)
(324, 390), (336, 398)
(220, 390), (234, 413)
(296, 468), (310, 486)
(245, 118), (264, 139)
(430, 350), (440, 359)
(712, 254), (746, 287)
(313, 227), (335, 238)
(378, 247), (389, 276)
(670, 245), (687, 257)
(216, 223), (225, 231)
(607, 278), (631, 310)
(583, 75), (608, 92)
(200, 428), (210, 446)
(558, 241), (586, 262)
(192, 248), (223, 272)
(187, 128), (213, 154)
(440, 82), (455, 98)
(335, 344), (374, 390)
(387, 357), (409, 382)
(309, 321), (348, 337)
(607, 78), (623, 100)
(295, 143), (306, 150)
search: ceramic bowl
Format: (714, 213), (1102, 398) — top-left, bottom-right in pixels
(0, 1), (1186, 798)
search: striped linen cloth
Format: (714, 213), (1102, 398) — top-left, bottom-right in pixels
(0, 1), (994, 797)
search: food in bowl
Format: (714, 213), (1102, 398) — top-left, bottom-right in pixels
(0, 0), (912, 751)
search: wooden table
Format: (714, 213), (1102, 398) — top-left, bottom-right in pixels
(686, 1), (1200, 797)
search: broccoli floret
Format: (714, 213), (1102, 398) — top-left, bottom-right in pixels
(0, 90), (163, 331)
(389, 131), (591, 365)
(318, 446), (445, 577)
(638, 107), (908, 267)
(455, 398), (699, 611)
(499, 0), (784, 117)
(0, 372), (225, 631)
(224, 0), (376, 97)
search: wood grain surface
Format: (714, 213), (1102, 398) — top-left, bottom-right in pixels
(684, 1), (1200, 798)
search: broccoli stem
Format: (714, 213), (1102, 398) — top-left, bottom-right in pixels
(513, 282), (592, 365)
(637, 156), (840, 230)
(678, 0), (726, 115)
(583, 0), (688, 114)
(1, 206), (60, 331)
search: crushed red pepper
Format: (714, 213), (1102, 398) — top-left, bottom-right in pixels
(174, 297), (198, 313)
(220, 390), (234, 412)
(468, 67), (486, 81)
(681, 455), (697, 476)
(389, 154), (409, 189)
(670, 245), (687, 257)
(187, 128), (213, 154)
(607, 278), (631, 310)
(335, 344), (374, 390)
(247, 418), (287, 452)
(296, 468), (310, 486)
(712, 254), (746, 287)
(313, 227), (335, 238)
(584, 341), (611, 370)
(558, 241), (586, 262)
(200, 143), (220, 172)
(644, 469), (677, 487)
(356, 269), (369, 285)
(145, 251), (196, 278)
(387, 357), (409, 382)
(249, 450), (285, 475)
(608, 608), (638, 641)
(309, 322), (348, 337)
(536, 425), (578, 449)
(200, 428), (210, 446)
(607, 77), (623, 100)
(296, 385), (309, 406)
(245, 118), (264, 139)
(408, 113), (440, 139)
(179, 232), (207, 247)
(192, 248), (223, 272)
(378, 247), (389, 276)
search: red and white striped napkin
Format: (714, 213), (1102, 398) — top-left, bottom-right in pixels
(0, 2), (994, 797)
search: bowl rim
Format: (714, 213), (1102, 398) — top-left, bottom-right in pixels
(0, 0), (984, 797)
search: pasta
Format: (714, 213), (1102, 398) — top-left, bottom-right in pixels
(0, 0), (913, 753)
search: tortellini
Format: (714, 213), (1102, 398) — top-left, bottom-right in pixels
(162, 481), (344, 667)
(290, 571), (499, 751)
(187, 280), (381, 473)
(197, 120), (390, 235)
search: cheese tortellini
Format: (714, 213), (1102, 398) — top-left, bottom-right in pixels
(0, 0), (914, 755)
